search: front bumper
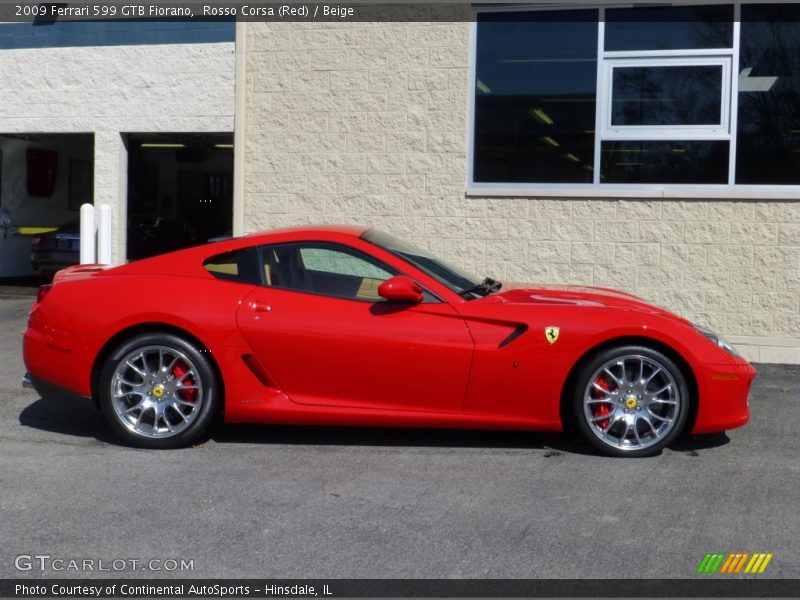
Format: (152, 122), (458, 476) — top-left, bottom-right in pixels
(690, 361), (757, 435)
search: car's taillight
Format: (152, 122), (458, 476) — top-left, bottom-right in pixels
(36, 284), (52, 304)
(32, 237), (44, 249)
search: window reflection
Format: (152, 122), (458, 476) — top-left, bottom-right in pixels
(473, 10), (598, 184)
(605, 5), (733, 51)
(611, 66), (723, 127)
(736, 4), (800, 184)
(471, 3), (800, 187)
(601, 141), (729, 184)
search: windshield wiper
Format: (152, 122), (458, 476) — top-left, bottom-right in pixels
(460, 277), (502, 298)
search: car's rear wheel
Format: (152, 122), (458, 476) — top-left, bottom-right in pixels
(573, 346), (690, 457)
(98, 333), (220, 449)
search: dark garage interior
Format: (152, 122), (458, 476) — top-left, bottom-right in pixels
(126, 132), (233, 261)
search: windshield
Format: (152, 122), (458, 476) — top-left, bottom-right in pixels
(361, 228), (498, 298)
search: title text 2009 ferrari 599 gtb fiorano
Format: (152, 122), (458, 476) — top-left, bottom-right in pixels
(22, 226), (756, 457)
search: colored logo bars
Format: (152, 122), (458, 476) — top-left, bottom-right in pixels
(697, 552), (773, 574)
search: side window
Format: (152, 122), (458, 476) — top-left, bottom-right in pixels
(300, 247), (390, 279)
(262, 243), (396, 301)
(203, 247), (262, 285)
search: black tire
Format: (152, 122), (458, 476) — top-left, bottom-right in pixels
(98, 333), (220, 449)
(572, 345), (690, 458)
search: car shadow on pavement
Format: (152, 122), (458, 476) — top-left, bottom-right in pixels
(670, 431), (730, 452)
(18, 397), (118, 444)
(212, 423), (584, 453)
(18, 396), (730, 457)
(209, 423), (730, 457)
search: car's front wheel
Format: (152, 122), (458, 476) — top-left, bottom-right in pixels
(98, 333), (220, 449)
(573, 346), (690, 457)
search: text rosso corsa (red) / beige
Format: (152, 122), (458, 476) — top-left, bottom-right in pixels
(202, 5), (355, 18)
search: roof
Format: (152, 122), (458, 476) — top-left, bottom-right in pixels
(244, 224), (368, 241)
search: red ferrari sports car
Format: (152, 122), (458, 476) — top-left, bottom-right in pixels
(22, 225), (755, 456)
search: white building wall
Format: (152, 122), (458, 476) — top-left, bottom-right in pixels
(0, 42), (235, 267)
(242, 19), (800, 364)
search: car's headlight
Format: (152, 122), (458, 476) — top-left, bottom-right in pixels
(694, 323), (740, 357)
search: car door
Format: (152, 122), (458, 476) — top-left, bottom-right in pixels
(235, 242), (474, 413)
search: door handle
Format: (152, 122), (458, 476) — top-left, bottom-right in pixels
(250, 300), (272, 313)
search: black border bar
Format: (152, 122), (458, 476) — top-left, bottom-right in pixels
(3, 579), (800, 598)
(3, 2), (800, 23)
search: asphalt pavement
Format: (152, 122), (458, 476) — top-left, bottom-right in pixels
(0, 294), (798, 579)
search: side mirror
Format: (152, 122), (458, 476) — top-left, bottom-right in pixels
(378, 275), (424, 304)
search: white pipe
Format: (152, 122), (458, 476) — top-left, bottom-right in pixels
(232, 21), (246, 237)
(97, 204), (112, 265)
(79, 203), (96, 264)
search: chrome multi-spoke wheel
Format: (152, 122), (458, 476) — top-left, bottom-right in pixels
(574, 347), (689, 457)
(99, 333), (219, 448)
(111, 345), (204, 439)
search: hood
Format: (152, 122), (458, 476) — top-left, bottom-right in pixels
(487, 282), (689, 323)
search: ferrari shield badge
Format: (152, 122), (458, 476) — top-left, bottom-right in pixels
(545, 326), (560, 345)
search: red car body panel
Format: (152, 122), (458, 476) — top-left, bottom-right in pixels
(236, 287), (474, 413)
(22, 226), (756, 437)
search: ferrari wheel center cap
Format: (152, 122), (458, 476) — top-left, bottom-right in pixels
(625, 396), (637, 409)
(152, 385), (165, 399)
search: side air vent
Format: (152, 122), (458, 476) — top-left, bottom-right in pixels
(241, 354), (272, 388)
(498, 325), (528, 348)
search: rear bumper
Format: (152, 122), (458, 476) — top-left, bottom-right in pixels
(23, 372), (92, 404)
(31, 250), (78, 263)
(23, 323), (94, 398)
(691, 361), (757, 435)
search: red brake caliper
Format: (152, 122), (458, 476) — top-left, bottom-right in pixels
(172, 362), (197, 403)
(592, 375), (612, 430)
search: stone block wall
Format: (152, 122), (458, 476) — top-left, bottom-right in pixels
(243, 15), (800, 363)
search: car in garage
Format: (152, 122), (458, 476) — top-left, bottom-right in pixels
(30, 219), (80, 278)
(22, 225), (756, 456)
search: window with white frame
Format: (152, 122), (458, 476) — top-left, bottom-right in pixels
(470, 3), (800, 188)
(601, 59), (731, 138)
